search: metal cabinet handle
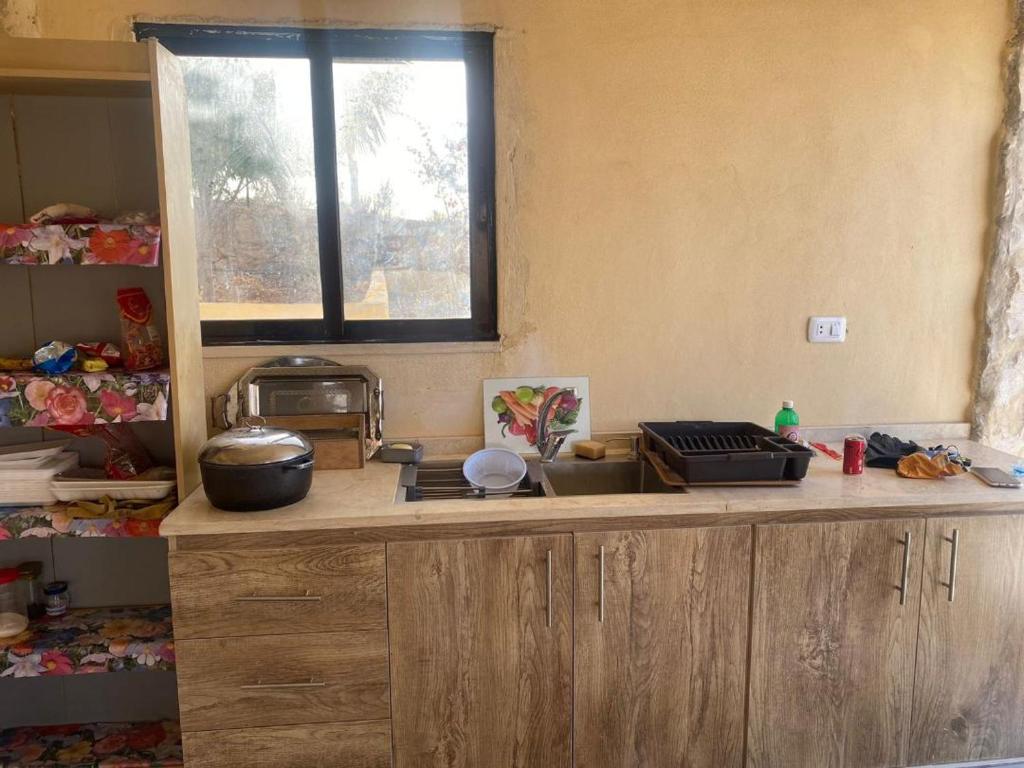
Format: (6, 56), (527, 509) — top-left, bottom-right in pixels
(897, 531), (912, 606)
(598, 545), (606, 623)
(234, 590), (322, 603)
(240, 678), (325, 690)
(944, 529), (960, 602)
(546, 549), (553, 628)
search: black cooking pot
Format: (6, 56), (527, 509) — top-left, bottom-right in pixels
(198, 418), (315, 511)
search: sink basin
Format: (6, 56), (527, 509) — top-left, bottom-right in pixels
(539, 459), (682, 496)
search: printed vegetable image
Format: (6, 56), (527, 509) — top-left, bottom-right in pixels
(491, 385), (582, 446)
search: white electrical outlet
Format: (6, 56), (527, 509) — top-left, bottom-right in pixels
(808, 316), (847, 343)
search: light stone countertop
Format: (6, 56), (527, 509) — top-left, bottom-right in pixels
(160, 438), (1024, 539)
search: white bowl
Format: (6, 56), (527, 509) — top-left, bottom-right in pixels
(463, 448), (528, 497)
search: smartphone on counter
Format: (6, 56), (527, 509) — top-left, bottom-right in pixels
(972, 467), (1023, 488)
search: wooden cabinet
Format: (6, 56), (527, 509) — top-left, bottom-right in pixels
(387, 535), (573, 768)
(909, 514), (1024, 765)
(574, 527), (751, 768)
(747, 519), (924, 768)
(175, 630), (390, 731)
(181, 721), (392, 768)
(169, 544), (386, 639)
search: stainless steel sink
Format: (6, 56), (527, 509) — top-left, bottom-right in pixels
(538, 458), (683, 496)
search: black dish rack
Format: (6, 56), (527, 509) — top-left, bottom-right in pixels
(639, 421), (813, 484)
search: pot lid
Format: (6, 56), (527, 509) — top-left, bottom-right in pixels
(199, 417), (313, 466)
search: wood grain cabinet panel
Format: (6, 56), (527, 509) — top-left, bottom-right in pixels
(182, 720), (392, 768)
(747, 519), (925, 768)
(910, 514), (1024, 765)
(388, 535), (573, 768)
(175, 631), (390, 731)
(169, 544), (386, 639)
(574, 526), (751, 768)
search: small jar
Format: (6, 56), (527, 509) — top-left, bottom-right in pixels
(0, 568), (29, 638)
(43, 581), (70, 617)
(17, 561), (45, 620)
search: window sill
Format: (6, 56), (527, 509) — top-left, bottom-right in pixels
(202, 339), (503, 360)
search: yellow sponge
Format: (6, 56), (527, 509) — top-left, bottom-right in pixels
(574, 440), (607, 460)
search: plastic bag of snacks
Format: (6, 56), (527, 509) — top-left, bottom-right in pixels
(49, 423), (154, 479)
(116, 287), (163, 370)
(75, 342), (122, 368)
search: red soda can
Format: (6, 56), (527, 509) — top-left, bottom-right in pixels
(843, 435), (867, 475)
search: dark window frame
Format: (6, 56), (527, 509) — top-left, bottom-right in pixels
(135, 23), (498, 345)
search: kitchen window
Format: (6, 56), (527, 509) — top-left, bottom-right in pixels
(134, 24), (497, 345)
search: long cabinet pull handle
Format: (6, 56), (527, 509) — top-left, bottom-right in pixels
(235, 591), (322, 603)
(546, 549), (553, 628)
(240, 678), (326, 690)
(945, 529), (960, 602)
(898, 531), (912, 606)
(598, 545), (606, 623)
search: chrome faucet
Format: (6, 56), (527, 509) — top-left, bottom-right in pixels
(535, 387), (577, 463)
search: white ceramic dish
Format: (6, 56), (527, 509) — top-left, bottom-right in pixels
(463, 448), (528, 498)
(0, 440), (71, 463)
(51, 468), (176, 502)
(0, 452), (79, 505)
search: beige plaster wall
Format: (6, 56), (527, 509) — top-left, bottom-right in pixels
(15, 0), (1013, 438)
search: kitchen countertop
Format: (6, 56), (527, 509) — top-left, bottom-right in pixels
(161, 439), (1024, 541)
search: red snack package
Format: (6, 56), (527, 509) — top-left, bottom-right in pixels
(75, 342), (122, 367)
(116, 287), (163, 370)
(48, 423), (154, 479)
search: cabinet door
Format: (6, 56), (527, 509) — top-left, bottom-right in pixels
(388, 535), (572, 768)
(149, 40), (206, 498)
(747, 519), (924, 768)
(574, 527), (751, 768)
(909, 514), (1024, 764)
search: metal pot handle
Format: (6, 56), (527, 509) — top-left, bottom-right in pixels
(283, 459), (315, 472)
(212, 393), (232, 430)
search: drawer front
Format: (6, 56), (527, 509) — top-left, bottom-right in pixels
(170, 544), (385, 639)
(176, 631), (390, 731)
(182, 720), (392, 768)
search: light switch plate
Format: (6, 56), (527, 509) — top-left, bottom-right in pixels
(808, 316), (847, 343)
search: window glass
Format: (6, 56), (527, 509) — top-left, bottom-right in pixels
(180, 56), (323, 321)
(333, 60), (471, 320)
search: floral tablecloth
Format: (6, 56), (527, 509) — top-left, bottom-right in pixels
(0, 606), (174, 678)
(0, 505), (165, 540)
(0, 371), (169, 428)
(0, 222), (161, 267)
(0, 721), (182, 767)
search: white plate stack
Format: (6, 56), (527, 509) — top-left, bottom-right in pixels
(0, 443), (79, 505)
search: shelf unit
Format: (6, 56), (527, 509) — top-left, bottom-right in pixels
(0, 37), (205, 760)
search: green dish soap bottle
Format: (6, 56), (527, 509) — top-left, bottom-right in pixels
(774, 400), (800, 442)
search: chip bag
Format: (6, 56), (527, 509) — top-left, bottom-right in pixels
(117, 287), (163, 370)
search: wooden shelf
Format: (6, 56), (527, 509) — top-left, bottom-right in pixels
(0, 720), (181, 766)
(0, 605), (174, 678)
(0, 38), (151, 98)
(0, 370), (170, 428)
(0, 501), (171, 540)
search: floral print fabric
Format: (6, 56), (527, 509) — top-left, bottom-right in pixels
(0, 371), (168, 428)
(0, 606), (174, 678)
(0, 223), (161, 267)
(0, 505), (166, 540)
(0, 720), (182, 767)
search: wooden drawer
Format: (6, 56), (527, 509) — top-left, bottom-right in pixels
(169, 544), (385, 639)
(182, 720), (392, 768)
(176, 631), (390, 731)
